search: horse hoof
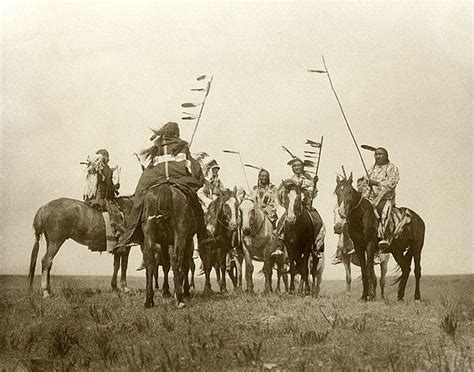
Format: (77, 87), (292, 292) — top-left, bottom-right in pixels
(122, 287), (131, 294)
(111, 286), (120, 292)
(177, 302), (186, 309)
(397, 298), (405, 302)
(144, 300), (155, 309)
(42, 291), (51, 299)
(162, 291), (172, 298)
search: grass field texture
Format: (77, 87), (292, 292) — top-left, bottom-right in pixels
(1, 274), (472, 371)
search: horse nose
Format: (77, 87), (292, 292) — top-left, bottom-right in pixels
(242, 227), (251, 236)
(286, 215), (296, 225)
(229, 222), (238, 231)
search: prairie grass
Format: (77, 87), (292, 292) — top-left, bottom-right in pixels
(0, 274), (472, 370)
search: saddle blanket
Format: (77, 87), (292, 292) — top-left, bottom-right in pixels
(87, 212), (117, 253)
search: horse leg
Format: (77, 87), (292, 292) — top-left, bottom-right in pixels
(380, 256), (388, 300)
(41, 238), (64, 298)
(391, 247), (411, 301)
(263, 260), (273, 294)
(366, 241), (377, 300)
(154, 255), (159, 290)
(355, 247), (369, 301)
(111, 252), (120, 291)
(201, 242), (213, 294)
(343, 255), (352, 294)
(143, 222), (156, 308)
(120, 246), (131, 293)
(301, 251), (310, 296)
(242, 243), (254, 293)
(162, 257), (171, 298)
(189, 256), (196, 291)
(413, 245), (422, 301)
(171, 235), (186, 308)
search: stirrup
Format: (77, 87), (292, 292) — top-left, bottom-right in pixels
(378, 240), (390, 251)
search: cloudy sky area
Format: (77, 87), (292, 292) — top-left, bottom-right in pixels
(1, 2), (471, 279)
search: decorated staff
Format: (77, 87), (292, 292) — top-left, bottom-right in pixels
(305, 136), (324, 199)
(180, 75), (214, 149)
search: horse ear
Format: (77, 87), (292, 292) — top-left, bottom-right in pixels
(233, 185), (237, 197)
(336, 175), (341, 184)
(348, 172), (353, 184)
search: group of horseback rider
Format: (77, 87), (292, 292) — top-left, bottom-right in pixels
(83, 121), (399, 266)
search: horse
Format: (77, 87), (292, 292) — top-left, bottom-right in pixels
(335, 173), (425, 301)
(28, 197), (136, 297)
(141, 183), (197, 308)
(277, 181), (325, 296)
(200, 188), (239, 293)
(238, 196), (284, 293)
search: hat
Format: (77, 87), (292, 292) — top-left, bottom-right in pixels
(287, 157), (304, 166)
(150, 122), (180, 141)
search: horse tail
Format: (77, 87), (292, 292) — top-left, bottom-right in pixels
(29, 206), (45, 289)
(156, 185), (173, 218)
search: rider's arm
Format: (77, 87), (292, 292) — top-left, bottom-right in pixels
(380, 164), (399, 190)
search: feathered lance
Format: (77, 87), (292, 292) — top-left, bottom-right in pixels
(189, 76), (213, 149)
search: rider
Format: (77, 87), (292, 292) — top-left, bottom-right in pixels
(250, 168), (278, 228)
(273, 157), (325, 258)
(359, 147), (400, 251)
(197, 160), (226, 210)
(83, 149), (123, 238)
(116, 122), (209, 263)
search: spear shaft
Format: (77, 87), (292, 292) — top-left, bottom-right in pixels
(321, 56), (371, 181)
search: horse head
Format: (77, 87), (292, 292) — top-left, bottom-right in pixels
(239, 197), (256, 237)
(278, 180), (304, 225)
(334, 172), (360, 218)
(206, 187), (239, 236)
(219, 187), (239, 232)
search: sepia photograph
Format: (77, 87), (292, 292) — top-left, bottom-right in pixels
(1, 1), (472, 370)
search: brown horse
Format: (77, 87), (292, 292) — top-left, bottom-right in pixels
(335, 174), (425, 301)
(28, 197), (136, 297)
(201, 189), (239, 293)
(141, 184), (197, 308)
(278, 181), (325, 296)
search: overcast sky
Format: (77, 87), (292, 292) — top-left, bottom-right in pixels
(1, 2), (472, 280)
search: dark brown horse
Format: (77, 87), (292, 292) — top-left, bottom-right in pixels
(201, 188), (239, 293)
(335, 174), (425, 301)
(141, 184), (197, 308)
(278, 181), (325, 296)
(28, 197), (136, 297)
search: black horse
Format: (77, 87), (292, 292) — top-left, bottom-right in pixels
(335, 174), (425, 301)
(278, 181), (325, 296)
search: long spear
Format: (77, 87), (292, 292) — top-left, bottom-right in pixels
(309, 56), (371, 181)
(189, 76), (213, 149)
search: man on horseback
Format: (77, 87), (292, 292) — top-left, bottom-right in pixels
(359, 147), (399, 250)
(197, 159), (226, 210)
(83, 149), (123, 240)
(250, 168), (278, 228)
(273, 157), (325, 258)
(116, 122), (210, 256)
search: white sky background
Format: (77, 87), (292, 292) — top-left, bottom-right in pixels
(1, 2), (472, 279)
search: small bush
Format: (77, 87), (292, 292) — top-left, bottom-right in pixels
(294, 330), (329, 346)
(440, 311), (458, 339)
(49, 325), (78, 358)
(235, 340), (264, 365)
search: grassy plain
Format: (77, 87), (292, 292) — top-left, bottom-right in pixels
(0, 274), (472, 371)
